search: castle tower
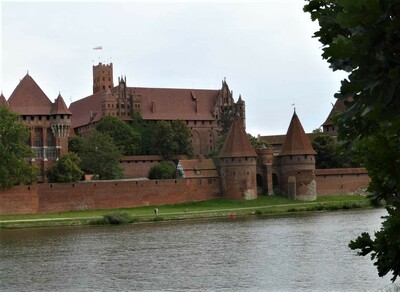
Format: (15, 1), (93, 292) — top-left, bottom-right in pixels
(0, 92), (8, 107)
(50, 93), (72, 156)
(235, 94), (246, 129)
(93, 62), (114, 94)
(278, 111), (317, 201)
(218, 115), (257, 200)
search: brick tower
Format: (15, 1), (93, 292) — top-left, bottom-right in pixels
(93, 62), (114, 94)
(218, 115), (257, 200)
(278, 110), (317, 201)
(50, 93), (72, 156)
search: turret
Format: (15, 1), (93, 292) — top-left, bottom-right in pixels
(0, 92), (8, 108)
(278, 111), (317, 201)
(218, 115), (257, 200)
(93, 62), (114, 94)
(50, 93), (72, 156)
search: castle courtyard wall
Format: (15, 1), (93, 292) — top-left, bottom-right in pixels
(0, 178), (221, 215)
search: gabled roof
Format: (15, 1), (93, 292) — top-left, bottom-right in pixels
(178, 158), (218, 178)
(69, 86), (221, 128)
(322, 97), (350, 127)
(51, 93), (72, 115)
(70, 91), (103, 128)
(279, 111), (316, 156)
(0, 93), (8, 107)
(8, 74), (53, 115)
(218, 116), (257, 158)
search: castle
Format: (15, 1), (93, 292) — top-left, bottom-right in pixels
(0, 62), (366, 215)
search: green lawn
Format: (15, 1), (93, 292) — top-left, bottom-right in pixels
(0, 195), (373, 229)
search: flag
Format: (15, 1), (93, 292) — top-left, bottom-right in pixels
(93, 46), (102, 50)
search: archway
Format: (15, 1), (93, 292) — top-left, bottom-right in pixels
(272, 173), (279, 195)
(256, 174), (265, 195)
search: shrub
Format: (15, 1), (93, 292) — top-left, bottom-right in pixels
(101, 213), (132, 225)
(148, 161), (177, 179)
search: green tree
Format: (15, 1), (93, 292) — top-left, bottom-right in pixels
(171, 120), (193, 157)
(79, 131), (123, 180)
(148, 161), (177, 179)
(68, 136), (85, 153)
(0, 105), (36, 188)
(304, 0), (400, 281)
(247, 133), (270, 150)
(47, 153), (84, 183)
(96, 116), (140, 155)
(153, 121), (178, 160)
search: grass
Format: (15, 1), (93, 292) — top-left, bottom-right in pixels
(0, 195), (373, 229)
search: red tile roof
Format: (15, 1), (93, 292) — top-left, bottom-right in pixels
(69, 86), (221, 128)
(0, 93), (8, 107)
(218, 116), (257, 158)
(8, 74), (53, 115)
(69, 91), (103, 128)
(322, 97), (350, 127)
(178, 158), (218, 178)
(51, 94), (72, 115)
(279, 111), (316, 156)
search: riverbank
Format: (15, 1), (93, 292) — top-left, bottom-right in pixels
(0, 195), (373, 229)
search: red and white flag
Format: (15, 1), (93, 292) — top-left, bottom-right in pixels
(93, 46), (102, 50)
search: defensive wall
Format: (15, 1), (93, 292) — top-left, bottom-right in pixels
(315, 168), (370, 195)
(0, 178), (221, 216)
(0, 168), (371, 216)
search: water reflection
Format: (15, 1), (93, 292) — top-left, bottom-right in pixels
(0, 209), (393, 291)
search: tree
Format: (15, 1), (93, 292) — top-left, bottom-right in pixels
(68, 136), (85, 153)
(79, 131), (123, 180)
(153, 121), (178, 160)
(247, 133), (270, 150)
(0, 105), (36, 188)
(148, 161), (177, 179)
(304, 0), (400, 281)
(171, 120), (193, 157)
(47, 153), (84, 183)
(96, 116), (140, 155)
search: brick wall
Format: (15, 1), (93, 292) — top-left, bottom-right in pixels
(0, 178), (221, 215)
(316, 168), (370, 195)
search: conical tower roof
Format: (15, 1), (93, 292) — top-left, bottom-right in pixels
(322, 97), (349, 127)
(280, 111), (316, 156)
(0, 92), (8, 107)
(218, 116), (257, 158)
(8, 74), (52, 115)
(51, 93), (72, 115)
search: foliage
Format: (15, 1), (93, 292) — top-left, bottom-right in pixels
(152, 121), (177, 160)
(78, 131), (123, 180)
(247, 133), (270, 150)
(219, 105), (235, 136)
(312, 135), (359, 168)
(96, 116), (140, 155)
(0, 105), (36, 188)
(304, 0), (400, 281)
(46, 153), (84, 183)
(148, 161), (177, 180)
(68, 136), (85, 153)
(171, 120), (193, 157)
(99, 213), (133, 225)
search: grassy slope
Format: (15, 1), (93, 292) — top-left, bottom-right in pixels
(0, 195), (372, 229)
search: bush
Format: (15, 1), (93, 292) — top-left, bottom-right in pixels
(101, 213), (132, 225)
(148, 161), (177, 179)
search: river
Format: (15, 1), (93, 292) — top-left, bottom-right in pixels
(0, 209), (395, 291)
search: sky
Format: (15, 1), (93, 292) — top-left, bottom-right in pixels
(0, 0), (347, 136)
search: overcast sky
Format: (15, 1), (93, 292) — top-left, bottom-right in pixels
(1, 0), (347, 136)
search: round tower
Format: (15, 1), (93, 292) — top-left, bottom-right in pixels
(278, 111), (317, 201)
(218, 116), (257, 200)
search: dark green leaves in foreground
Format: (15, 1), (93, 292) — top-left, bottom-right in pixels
(304, 0), (400, 281)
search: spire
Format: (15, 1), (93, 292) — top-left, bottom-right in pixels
(218, 115), (257, 158)
(8, 74), (52, 115)
(0, 92), (8, 107)
(279, 111), (316, 156)
(51, 93), (72, 115)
